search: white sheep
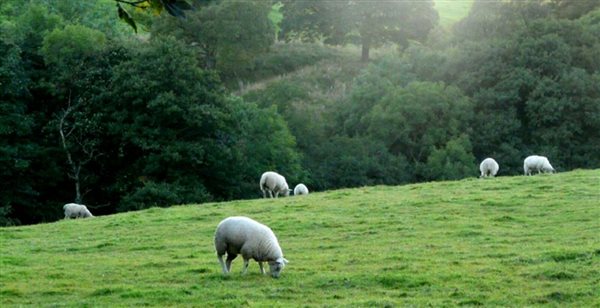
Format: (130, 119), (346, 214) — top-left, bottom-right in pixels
(214, 216), (288, 278)
(293, 183), (309, 195)
(524, 155), (555, 175)
(479, 158), (499, 178)
(260, 171), (290, 198)
(63, 203), (93, 219)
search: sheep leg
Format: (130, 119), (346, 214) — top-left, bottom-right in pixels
(268, 190), (273, 198)
(225, 254), (236, 272)
(217, 254), (228, 274)
(241, 258), (250, 275)
(258, 262), (265, 274)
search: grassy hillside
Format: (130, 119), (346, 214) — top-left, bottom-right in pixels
(1, 169), (599, 306)
(434, 0), (473, 28)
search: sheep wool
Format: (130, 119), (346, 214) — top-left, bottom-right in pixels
(63, 203), (93, 219)
(294, 183), (309, 195)
(260, 171), (290, 198)
(479, 158), (499, 178)
(524, 155), (555, 176)
(214, 216), (288, 278)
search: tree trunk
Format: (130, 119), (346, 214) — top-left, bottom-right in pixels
(361, 37), (370, 62)
(74, 166), (82, 204)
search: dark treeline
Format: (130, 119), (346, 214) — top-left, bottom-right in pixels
(1, 0), (599, 225)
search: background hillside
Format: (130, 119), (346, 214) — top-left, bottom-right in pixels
(1, 169), (599, 306)
(2, 0), (600, 225)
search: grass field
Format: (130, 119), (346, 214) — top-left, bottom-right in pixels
(1, 169), (599, 306)
(434, 0), (474, 28)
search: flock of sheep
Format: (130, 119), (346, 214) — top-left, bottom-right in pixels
(63, 155), (556, 279)
(480, 154), (555, 178)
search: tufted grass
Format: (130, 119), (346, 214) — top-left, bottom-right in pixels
(1, 169), (599, 306)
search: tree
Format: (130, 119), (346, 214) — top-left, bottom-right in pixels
(0, 36), (35, 226)
(362, 82), (473, 169)
(307, 136), (411, 190)
(448, 2), (600, 174)
(40, 25), (108, 204)
(281, 1), (438, 61)
(107, 36), (303, 209)
(422, 135), (476, 181)
(151, 0), (275, 86)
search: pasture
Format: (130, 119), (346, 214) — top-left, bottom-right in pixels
(434, 0), (474, 28)
(1, 169), (599, 306)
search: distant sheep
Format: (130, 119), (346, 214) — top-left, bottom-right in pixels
(63, 203), (93, 219)
(479, 158), (499, 178)
(524, 155), (555, 175)
(214, 216), (288, 278)
(293, 183), (309, 196)
(260, 171), (290, 198)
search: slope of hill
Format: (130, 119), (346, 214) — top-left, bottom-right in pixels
(434, 0), (474, 28)
(1, 169), (599, 306)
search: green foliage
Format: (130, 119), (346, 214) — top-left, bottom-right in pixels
(41, 25), (106, 65)
(226, 99), (303, 197)
(550, 0), (600, 19)
(119, 181), (211, 211)
(107, 36), (302, 204)
(151, 0), (275, 85)
(115, 0), (194, 32)
(308, 136), (411, 189)
(423, 135), (476, 180)
(363, 82), (474, 165)
(2, 0), (600, 225)
(447, 4), (600, 173)
(242, 42), (340, 84)
(0, 39), (34, 226)
(1, 169), (599, 306)
(268, 2), (284, 40)
(281, 0), (439, 61)
(340, 56), (417, 135)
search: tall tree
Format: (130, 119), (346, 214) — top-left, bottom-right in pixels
(0, 35), (35, 225)
(40, 25), (108, 204)
(151, 0), (275, 86)
(281, 0), (438, 61)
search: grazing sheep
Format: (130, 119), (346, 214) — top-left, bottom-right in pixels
(524, 155), (555, 175)
(479, 158), (499, 178)
(293, 183), (309, 195)
(63, 203), (93, 219)
(214, 216), (288, 278)
(260, 171), (291, 198)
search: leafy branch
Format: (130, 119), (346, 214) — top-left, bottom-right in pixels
(115, 0), (195, 33)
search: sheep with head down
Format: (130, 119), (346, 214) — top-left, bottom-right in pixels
(293, 183), (309, 196)
(63, 203), (93, 219)
(214, 216), (288, 278)
(260, 171), (291, 198)
(479, 158), (499, 178)
(524, 155), (555, 176)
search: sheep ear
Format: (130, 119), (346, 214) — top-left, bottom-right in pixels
(283, 258), (289, 264)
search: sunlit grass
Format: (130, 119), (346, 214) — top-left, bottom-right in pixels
(1, 169), (599, 306)
(435, 0), (474, 28)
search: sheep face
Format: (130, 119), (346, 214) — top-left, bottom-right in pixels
(268, 257), (288, 278)
(542, 163), (555, 173)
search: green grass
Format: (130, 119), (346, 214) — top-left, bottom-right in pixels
(1, 169), (599, 306)
(434, 0), (474, 28)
